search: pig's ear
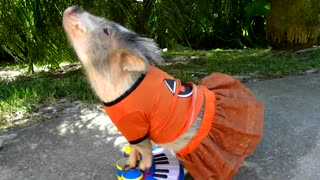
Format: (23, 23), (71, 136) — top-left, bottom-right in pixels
(121, 53), (147, 72)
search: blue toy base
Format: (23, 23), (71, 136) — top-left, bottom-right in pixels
(116, 146), (184, 180)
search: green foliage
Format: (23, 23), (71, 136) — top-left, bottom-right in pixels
(0, 0), (273, 73)
(245, 0), (270, 17)
(181, 0), (270, 49)
(0, 0), (78, 73)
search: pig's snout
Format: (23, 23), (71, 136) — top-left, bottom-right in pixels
(63, 5), (87, 36)
(64, 5), (83, 16)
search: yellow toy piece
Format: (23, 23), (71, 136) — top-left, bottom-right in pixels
(116, 157), (143, 180)
(123, 145), (131, 157)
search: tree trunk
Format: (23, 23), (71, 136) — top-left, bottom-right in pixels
(267, 0), (320, 50)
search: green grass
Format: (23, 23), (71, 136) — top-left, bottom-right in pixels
(1, 48), (320, 129)
(0, 68), (97, 128)
(161, 48), (320, 82)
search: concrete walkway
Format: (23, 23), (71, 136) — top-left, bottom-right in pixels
(1, 73), (320, 180)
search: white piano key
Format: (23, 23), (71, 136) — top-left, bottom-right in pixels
(147, 147), (183, 180)
(154, 176), (178, 180)
(153, 148), (175, 157)
(155, 161), (180, 170)
(156, 170), (180, 179)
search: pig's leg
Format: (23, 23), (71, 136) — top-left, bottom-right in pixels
(124, 145), (139, 170)
(124, 138), (153, 171)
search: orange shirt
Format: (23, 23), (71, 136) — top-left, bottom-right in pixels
(103, 66), (215, 152)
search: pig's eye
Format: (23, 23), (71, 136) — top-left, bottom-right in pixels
(103, 28), (109, 36)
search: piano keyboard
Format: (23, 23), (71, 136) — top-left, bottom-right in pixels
(116, 146), (184, 180)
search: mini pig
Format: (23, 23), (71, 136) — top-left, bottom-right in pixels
(63, 5), (263, 179)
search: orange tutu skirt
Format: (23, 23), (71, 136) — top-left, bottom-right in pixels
(177, 73), (264, 180)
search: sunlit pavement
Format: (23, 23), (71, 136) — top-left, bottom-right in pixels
(1, 72), (320, 180)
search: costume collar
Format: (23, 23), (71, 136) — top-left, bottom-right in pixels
(102, 74), (146, 107)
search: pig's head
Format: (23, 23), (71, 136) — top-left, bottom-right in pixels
(63, 5), (162, 74)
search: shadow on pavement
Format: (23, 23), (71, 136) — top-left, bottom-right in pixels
(1, 73), (320, 180)
(0, 104), (126, 180)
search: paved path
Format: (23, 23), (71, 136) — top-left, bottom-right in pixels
(1, 73), (319, 180)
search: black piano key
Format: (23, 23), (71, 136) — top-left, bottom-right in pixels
(153, 156), (168, 161)
(154, 160), (169, 165)
(153, 153), (166, 158)
(154, 173), (168, 179)
(155, 169), (169, 173)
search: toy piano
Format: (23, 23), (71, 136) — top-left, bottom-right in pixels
(116, 146), (184, 180)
